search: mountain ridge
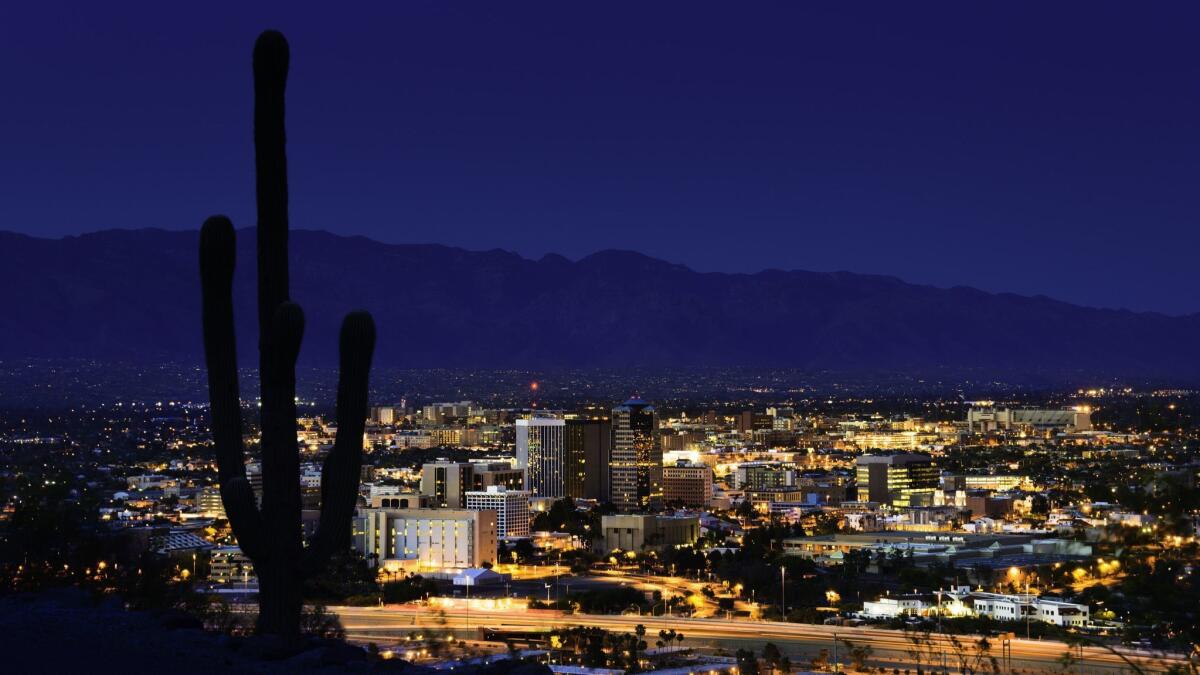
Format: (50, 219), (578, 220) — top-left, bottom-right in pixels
(1, 227), (1196, 379)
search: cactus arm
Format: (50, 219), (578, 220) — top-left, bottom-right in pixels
(304, 311), (376, 570)
(199, 215), (265, 560)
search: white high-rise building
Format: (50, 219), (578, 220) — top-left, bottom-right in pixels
(466, 485), (531, 537)
(516, 417), (566, 498)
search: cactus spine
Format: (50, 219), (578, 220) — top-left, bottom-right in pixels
(199, 30), (376, 637)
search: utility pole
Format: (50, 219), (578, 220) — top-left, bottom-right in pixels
(1025, 580), (1031, 640)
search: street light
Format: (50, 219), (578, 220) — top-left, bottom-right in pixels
(780, 566), (786, 617)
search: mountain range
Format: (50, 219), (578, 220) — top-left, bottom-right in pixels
(1, 228), (1196, 380)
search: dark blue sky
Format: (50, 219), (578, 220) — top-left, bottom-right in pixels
(2, 2), (1198, 314)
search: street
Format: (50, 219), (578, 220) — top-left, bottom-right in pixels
(332, 603), (1181, 673)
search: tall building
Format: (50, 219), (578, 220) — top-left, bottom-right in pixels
(420, 462), (474, 508)
(516, 417), (566, 498)
(610, 398), (660, 511)
(565, 415), (611, 501)
(856, 453), (939, 507)
(357, 507), (497, 571)
(420, 461), (525, 508)
(466, 485), (531, 537)
(663, 460), (713, 507)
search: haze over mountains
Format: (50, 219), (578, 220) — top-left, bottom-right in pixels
(1, 228), (1196, 380)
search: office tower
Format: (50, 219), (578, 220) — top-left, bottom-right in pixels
(610, 398), (660, 511)
(356, 507), (497, 571)
(663, 460), (713, 507)
(855, 453), (939, 507)
(419, 461), (525, 508)
(466, 485), (531, 537)
(565, 415), (612, 501)
(516, 417), (566, 497)
(420, 461), (474, 508)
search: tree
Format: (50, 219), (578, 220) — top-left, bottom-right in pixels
(199, 30), (376, 637)
(842, 639), (874, 672)
(737, 648), (761, 675)
(763, 643), (784, 673)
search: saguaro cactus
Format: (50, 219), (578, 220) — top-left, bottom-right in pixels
(199, 30), (376, 637)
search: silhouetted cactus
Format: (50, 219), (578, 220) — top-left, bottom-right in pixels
(199, 30), (376, 637)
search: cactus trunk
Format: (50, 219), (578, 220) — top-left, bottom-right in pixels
(199, 30), (376, 638)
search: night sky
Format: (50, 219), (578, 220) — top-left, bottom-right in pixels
(2, 2), (1197, 314)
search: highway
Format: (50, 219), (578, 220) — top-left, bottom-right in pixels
(332, 604), (1181, 673)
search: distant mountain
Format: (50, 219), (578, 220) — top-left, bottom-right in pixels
(1, 228), (1197, 379)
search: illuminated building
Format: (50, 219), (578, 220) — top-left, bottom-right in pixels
(420, 461), (474, 508)
(966, 407), (1092, 433)
(466, 485), (531, 537)
(610, 398), (660, 510)
(855, 453), (938, 507)
(420, 461), (524, 507)
(516, 416), (566, 498)
(598, 513), (699, 553)
(662, 460), (713, 507)
(357, 507), (497, 571)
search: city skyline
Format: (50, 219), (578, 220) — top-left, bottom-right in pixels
(1, 6), (1198, 672)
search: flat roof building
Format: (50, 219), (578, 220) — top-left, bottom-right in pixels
(356, 507), (497, 572)
(466, 485), (531, 538)
(517, 417), (567, 498)
(856, 453), (938, 507)
(598, 513), (699, 553)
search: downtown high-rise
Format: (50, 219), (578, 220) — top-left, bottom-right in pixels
(610, 398), (660, 511)
(565, 413), (611, 501)
(516, 416), (567, 498)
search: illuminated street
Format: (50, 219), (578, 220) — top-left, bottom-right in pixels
(334, 603), (1182, 673)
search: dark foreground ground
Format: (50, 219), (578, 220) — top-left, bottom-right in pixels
(0, 589), (549, 675)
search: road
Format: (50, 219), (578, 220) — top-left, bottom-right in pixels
(332, 604), (1181, 673)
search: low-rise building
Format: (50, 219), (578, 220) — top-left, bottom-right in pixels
(209, 546), (254, 584)
(663, 461), (713, 507)
(598, 514), (700, 553)
(858, 588), (1090, 627)
(356, 507), (497, 572)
